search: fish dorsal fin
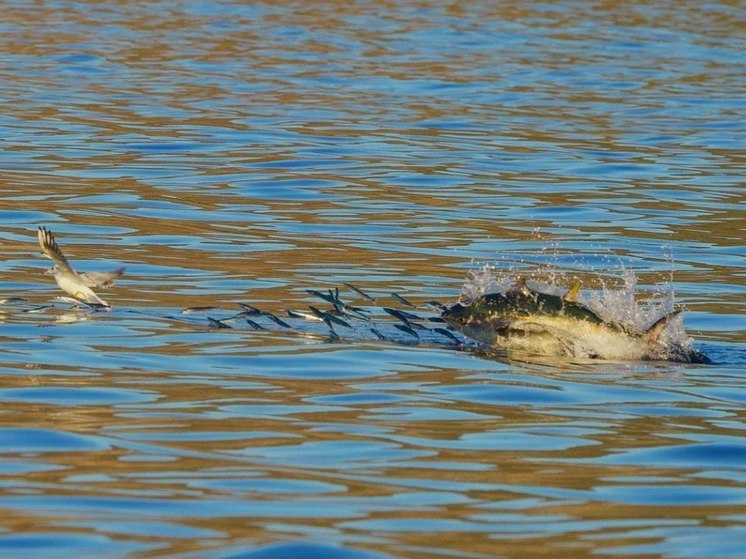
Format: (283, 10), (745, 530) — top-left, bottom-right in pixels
(513, 277), (529, 294)
(646, 311), (682, 342)
(564, 282), (580, 302)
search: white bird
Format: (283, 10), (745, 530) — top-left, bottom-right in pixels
(37, 226), (124, 307)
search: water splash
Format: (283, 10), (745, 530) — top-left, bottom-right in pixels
(460, 259), (697, 360)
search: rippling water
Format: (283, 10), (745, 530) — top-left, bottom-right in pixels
(1, 1), (744, 558)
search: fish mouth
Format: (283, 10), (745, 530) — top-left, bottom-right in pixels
(440, 302), (471, 327)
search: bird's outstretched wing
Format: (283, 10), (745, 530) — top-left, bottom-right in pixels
(37, 227), (75, 274)
(79, 267), (126, 289)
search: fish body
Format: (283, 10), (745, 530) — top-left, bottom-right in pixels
(442, 283), (708, 363)
(464, 286), (612, 327)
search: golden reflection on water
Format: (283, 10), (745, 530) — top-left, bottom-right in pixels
(1, 0), (744, 557)
(3, 345), (743, 558)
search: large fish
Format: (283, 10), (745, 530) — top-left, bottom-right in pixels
(441, 281), (709, 363)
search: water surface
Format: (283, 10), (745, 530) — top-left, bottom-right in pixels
(1, 1), (744, 558)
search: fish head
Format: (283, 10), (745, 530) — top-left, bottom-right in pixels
(441, 301), (473, 327)
(441, 298), (506, 346)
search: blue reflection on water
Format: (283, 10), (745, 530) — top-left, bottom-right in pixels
(0, 1), (744, 559)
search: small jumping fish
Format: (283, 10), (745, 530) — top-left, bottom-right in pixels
(245, 318), (266, 330)
(391, 293), (415, 307)
(238, 303), (265, 316)
(332, 301), (370, 321)
(423, 300), (447, 312)
(181, 306), (219, 315)
(393, 323), (420, 339)
(265, 313), (292, 329)
(207, 317), (232, 329)
(286, 309), (324, 322)
(383, 307), (423, 326)
(344, 283), (376, 303)
(434, 327), (461, 344)
(370, 327), (386, 340)
(308, 306), (352, 329)
(306, 289), (339, 305)
(23, 305), (55, 314)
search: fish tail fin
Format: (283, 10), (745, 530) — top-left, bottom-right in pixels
(645, 311), (682, 343)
